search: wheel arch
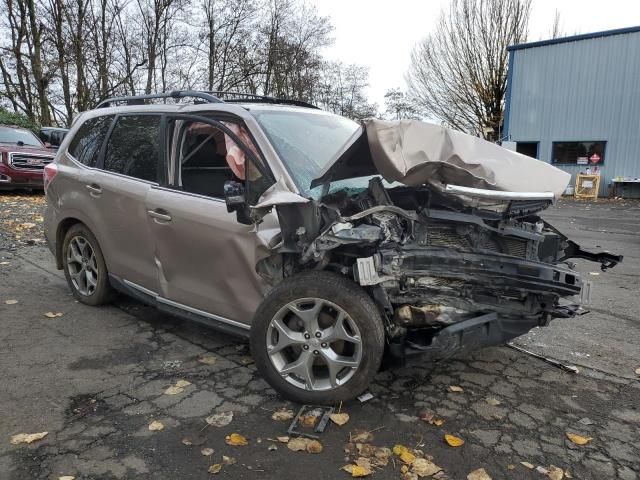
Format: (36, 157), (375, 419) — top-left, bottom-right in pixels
(56, 217), (83, 269)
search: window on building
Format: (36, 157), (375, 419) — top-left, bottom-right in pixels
(68, 115), (113, 167)
(516, 142), (538, 158)
(103, 115), (162, 182)
(551, 141), (606, 166)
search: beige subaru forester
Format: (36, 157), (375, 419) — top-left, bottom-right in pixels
(44, 91), (621, 403)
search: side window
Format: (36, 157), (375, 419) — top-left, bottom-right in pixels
(68, 115), (113, 167)
(103, 115), (161, 182)
(174, 119), (272, 202)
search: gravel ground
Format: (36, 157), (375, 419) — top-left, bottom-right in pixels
(0, 192), (639, 480)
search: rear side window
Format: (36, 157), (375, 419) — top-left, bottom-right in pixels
(103, 115), (161, 182)
(68, 115), (113, 167)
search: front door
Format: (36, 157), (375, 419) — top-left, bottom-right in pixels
(146, 116), (277, 325)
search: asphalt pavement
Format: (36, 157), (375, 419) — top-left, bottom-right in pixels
(0, 195), (639, 480)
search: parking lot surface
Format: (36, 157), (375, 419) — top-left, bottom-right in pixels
(1, 194), (639, 480)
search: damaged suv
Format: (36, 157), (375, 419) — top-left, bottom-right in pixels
(44, 91), (622, 403)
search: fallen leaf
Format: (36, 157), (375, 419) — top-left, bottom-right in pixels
(287, 437), (307, 452)
(198, 356), (217, 365)
(0, 261), (10, 265)
(181, 437), (193, 446)
(44, 312), (63, 318)
(268, 444), (278, 451)
(433, 419), (445, 426)
(287, 437), (323, 453)
(342, 464), (373, 477)
(566, 432), (593, 445)
(271, 408), (295, 421)
(485, 397), (501, 406)
(206, 411), (233, 427)
(418, 410), (434, 423)
(58, 477), (75, 480)
(448, 385), (463, 393)
(148, 420), (164, 431)
(208, 464), (222, 474)
(276, 436), (290, 443)
(520, 462), (535, 469)
(635, 367), (640, 376)
(306, 439), (323, 453)
(413, 458), (442, 477)
(444, 434), (465, 447)
(548, 465), (564, 480)
(10, 432), (48, 444)
(588, 272), (600, 276)
(350, 429), (374, 443)
(330, 412), (350, 426)
(577, 417), (594, 426)
(222, 455), (236, 465)
(301, 415), (316, 427)
(393, 444), (416, 465)
(201, 447), (214, 456)
(507, 464), (515, 470)
(175, 380), (191, 388)
(467, 467), (492, 480)
(536, 466), (550, 475)
(5, 299), (18, 305)
(225, 433), (248, 446)
(164, 385), (184, 395)
(373, 447), (392, 466)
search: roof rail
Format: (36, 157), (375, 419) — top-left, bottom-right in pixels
(208, 91), (318, 109)
(95, 90), (223, 109)
(94, 89), (318, 110)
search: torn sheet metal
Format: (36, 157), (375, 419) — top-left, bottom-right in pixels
(253, 175), (310, 209)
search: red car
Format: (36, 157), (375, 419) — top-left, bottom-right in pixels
(0, 125), (56, 190)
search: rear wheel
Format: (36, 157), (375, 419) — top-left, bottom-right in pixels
(250, 271), (385, 404)
(62, 223), (112, 306)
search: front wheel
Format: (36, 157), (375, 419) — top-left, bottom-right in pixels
(250, 271), (385, 404)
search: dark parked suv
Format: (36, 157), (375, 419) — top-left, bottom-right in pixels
(43, 91), (621, 403)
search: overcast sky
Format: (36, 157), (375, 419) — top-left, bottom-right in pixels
(309, 0), (640, 109)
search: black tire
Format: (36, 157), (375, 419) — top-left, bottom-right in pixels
(62, 223), (112, 306)
(250, 270), (385, 404)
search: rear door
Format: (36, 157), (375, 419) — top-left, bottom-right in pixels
(89, 113), (165, 293)
(146, 114), (277, 326)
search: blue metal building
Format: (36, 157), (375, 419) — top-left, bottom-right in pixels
(503, 26), (640, 197)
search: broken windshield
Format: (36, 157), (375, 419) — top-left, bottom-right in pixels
(250, 108), (361, 196)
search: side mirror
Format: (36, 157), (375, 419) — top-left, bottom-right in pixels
(223, 180), (251, 224)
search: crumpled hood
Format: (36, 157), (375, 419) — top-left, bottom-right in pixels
(310, 119), (570, 203)
(364, 119), (570, 199)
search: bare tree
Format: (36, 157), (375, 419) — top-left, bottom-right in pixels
(383, 88), (419, 120)
(314, 61), (377, 119)
(407, 0), (531, 140)
(549, 9), (563, 39)
(0, 0), (373, 124)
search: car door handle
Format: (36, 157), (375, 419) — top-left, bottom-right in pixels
(86, 184), (102, 196)
(148, 209), (172, 222)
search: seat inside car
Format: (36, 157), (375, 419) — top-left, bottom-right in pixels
(181, 130), (235, 198)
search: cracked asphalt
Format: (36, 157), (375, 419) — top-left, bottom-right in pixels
(1, 195), (639, 480)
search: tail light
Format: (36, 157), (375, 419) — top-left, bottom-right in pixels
(43, 163), (58, 193)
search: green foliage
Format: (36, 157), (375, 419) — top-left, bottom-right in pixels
(0, 107), (39, 131)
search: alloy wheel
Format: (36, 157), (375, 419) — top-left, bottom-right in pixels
(266, 298), (363, 391)
(66, 236), (99, 296)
